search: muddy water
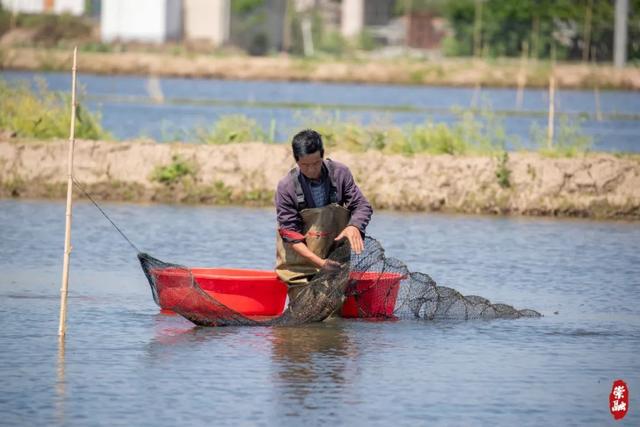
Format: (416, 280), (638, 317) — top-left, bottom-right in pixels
(0, 199), (638, 425)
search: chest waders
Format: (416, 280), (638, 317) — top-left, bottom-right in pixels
(276, 203), (350, 285)
(275, 160), (351, 310)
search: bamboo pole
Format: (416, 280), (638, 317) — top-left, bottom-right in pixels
(58, 47), (78, 338)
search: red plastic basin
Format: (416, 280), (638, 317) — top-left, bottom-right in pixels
(153, 268), (288, 316)
(152, 268), (404, 319)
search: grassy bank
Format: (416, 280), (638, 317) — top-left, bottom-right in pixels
(1, 139), (638, 220)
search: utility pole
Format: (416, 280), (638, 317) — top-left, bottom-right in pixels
(614, 0), (628, 68)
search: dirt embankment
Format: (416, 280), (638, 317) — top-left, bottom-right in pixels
(2, 47), (640, 90)
(0, 139), (639, 219)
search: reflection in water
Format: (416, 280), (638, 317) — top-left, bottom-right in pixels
(145, 314), (236, 357)
(269, 322), (358, 417)
(55, 336), (65, 425)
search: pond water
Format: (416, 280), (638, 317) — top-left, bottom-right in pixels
(2, 70), (639, 153)
(1, 199), (638, 425)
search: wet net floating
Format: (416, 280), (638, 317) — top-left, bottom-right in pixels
(138, 236), (541, 327)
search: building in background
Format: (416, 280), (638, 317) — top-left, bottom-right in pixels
(101, 0), (182, 43)
(406, 12), (447, 50)
(183, 0), (229, 47)
(1, 0), (84, 15)
(341, 0), (394, 38)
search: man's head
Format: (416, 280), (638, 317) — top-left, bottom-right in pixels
(292, 129), (324, 180)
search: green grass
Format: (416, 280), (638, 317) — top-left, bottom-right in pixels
(195, 114), (266, 144)
(186, 108), (594, 158)
(150, 154), (197, 185)
(0, 78), (110, 140)
(297, 109), (509, 156)
(530, 116), (593, 157)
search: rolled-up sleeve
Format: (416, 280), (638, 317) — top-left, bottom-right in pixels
(341, 168), (373, 233)
(275, 178), (305, 243)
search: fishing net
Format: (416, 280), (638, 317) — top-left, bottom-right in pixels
(138, 236), (540, 327)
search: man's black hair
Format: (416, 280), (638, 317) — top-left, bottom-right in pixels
(292, 129), (324, 161)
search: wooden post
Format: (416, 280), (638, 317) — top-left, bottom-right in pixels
(58, 47), (78, 338)
(592, 45), (603, 122)
(547, 72), (556, 150)
(471, 82), (481, 109)
(301, 16), (314, 57)
(516, 41), (528, 110)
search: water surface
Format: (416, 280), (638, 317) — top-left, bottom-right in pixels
(1, 200), (638, 425)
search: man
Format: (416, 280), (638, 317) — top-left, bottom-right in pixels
(275, 129), (373, 289)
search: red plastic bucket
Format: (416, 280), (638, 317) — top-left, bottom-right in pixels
(340, 271), (405, 318)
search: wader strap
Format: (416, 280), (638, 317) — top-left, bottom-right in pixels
(325, 159), (338, 204)
(291, 159), (338, 210)
(290, 168), (307, 211)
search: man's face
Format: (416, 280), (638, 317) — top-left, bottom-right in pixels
(297, 151), (323, 180)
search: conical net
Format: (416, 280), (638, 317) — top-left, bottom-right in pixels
(138, 236), (540, 326)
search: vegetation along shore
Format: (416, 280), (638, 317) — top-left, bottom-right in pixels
(2, 47), (640, 90)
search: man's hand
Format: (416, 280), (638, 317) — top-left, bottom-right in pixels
(321, 259), (342, 272)
(335, 225), (364, 254)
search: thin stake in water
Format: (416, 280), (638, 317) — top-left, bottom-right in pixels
(58, 47), (78, 338)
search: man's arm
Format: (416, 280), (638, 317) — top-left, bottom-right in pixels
(290, 242), (330, 268)
(335, 166), (372, 254)
(341, 167), (373, 233)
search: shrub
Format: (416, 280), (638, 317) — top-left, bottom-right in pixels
(495, 150), (511, 188)
(151, 154), (197, 185)
(0, 78), (110, 140)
